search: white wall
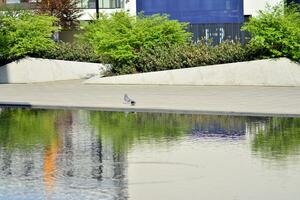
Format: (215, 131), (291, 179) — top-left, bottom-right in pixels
(0, 57), (106, 83)
(244, 0), (282, 16)
(79, 0), (137, 21)
(79, 8), (124, 21)
(125, 0), (137, 16)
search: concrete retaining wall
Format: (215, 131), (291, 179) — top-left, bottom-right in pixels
(0, 57), (106, 83)
(85, 58), (300, 86)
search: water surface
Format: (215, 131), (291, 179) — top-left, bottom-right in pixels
(0, 108), (300, 200)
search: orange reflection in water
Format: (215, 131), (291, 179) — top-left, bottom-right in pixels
(43, 112), (73, 198)
(43, 139), (59, 194)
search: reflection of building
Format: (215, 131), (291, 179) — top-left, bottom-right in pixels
(0, 110), (128, 200)
(246, 120), (267, 136)
(43, 139), (59, 193)
(50, 110), (128, 199)
(191, 116), (247, 138)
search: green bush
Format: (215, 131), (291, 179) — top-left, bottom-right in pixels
(36, 42), (102, 63)
(0, 9), (58, 65)
(80, 12), (191, 74)
(134, 45), (185, 72)
(134, 41), (251, 73)
(212, 41), (249, 64)
(242, 3), (300, 61)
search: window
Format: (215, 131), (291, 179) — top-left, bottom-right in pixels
(79, 0), (124, 9)
(6, 0), (21, 4)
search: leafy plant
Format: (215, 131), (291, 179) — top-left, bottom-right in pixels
(242, 3), (300, 61)
(80, 12), (191, 74)
(133, 41), (252, 73)
(0, 9), (58, 64)
(35, 42), (103, 63)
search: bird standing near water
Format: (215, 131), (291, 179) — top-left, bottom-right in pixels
(124, 94), (136, 106)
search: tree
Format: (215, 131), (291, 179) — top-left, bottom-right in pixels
(37, 0), (82, 30)
(242, 3), (300, 61)
(80, 12), (191, 74)
(0, 9), (58, 64)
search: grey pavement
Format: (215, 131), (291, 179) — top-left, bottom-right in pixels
(0, 80), (300, 117)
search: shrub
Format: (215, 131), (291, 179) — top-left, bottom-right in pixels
(212, 41), (247, 63)
(135, 45), (185, 72)
(36, 42), (102, 63)
(134, 41), (251, 73)
(0, 9), (58, 65)
(80, 12), (191, 74)
(242, 3), (300, 61)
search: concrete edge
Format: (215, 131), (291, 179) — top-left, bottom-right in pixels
(84, 82), (298, 87)
(0, 57), (106, 83)
(84, 58), (300, 86)
(1, 102), (299, 118)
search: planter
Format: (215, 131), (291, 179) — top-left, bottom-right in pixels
(0, 57), (106, 83)
(85, 58), (300, 86)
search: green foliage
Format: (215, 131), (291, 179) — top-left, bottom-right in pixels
(90, 112), (191, 154)
(134, 41), (251, 73)
(242, 3), (300, 61)
(252, 117), (300, 160)
(36, 42), (102, 63)
(80, 12), (191, 74)
(134, 45), (185, 72)
(79, 10), (265, 75)
(0, 9), (58, 64)
(0, 108), (60, 150)
(90, 111), (249, 154)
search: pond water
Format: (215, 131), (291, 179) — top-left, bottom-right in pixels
(0, 108), (300, 200)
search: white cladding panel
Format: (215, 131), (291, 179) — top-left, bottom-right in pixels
(244, 0), (282, 16)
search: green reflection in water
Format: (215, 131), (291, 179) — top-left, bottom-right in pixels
(251, 117), (300, 160)
(0, 108), (65, 150)
(90, 111), (249, 153)
(1, 108), (300, 161)
(90, 112), (191, 153)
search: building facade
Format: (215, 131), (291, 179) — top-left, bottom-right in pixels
(1, 0), (297, 43)
(78, 0), (136, 20)
(137, 0), (244, 44)
(77, 0), (287, 43)
(1, 0), (292, 19)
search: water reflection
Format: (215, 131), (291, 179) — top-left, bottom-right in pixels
(250, 117), (300, 160)
(90, 112), (190, 153)
(0, 108), (300, 199)
(90, 112), (251, 152)
(0, 109), (60, 150)
(190, 115), (247, 139)
(0, 109), (128, 200)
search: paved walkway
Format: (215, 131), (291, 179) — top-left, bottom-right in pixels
(0, 80), (300, 117)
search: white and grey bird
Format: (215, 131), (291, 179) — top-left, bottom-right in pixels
(124, 94), (136, 106)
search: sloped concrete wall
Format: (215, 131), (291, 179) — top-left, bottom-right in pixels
(85, 58), (300, 86)
(0, 57), (106, 83)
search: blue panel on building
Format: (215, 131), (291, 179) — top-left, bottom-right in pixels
(137, 0), (244, 24)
